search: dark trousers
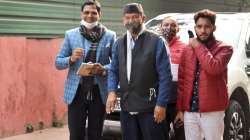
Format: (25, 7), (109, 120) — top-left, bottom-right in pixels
(68, 85), (105, 140)
(120, 111), (167, 140)
(166, 103), (185, 140)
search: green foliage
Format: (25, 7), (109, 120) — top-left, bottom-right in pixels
(52, 111), (64, 128)
(25, 123), (34, 133)
(52, 119), (64, 128)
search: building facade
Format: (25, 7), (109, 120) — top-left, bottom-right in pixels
(0, 0), (249, 38)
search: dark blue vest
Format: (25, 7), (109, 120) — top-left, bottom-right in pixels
(116, 30), (160, 112)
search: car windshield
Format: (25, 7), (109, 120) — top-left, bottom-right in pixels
(146, 16), (243, 48)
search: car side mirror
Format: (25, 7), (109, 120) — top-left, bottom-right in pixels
(246, 48), (250, 58)
(246, 38), (250, 58)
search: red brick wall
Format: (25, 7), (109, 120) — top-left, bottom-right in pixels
(0, 37), (67, 138)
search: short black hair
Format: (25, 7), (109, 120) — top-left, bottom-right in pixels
(194, 9), (216, 25)
(81, 0), (101, 14)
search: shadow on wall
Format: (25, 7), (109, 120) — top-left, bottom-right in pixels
(0, 37), (67, 138)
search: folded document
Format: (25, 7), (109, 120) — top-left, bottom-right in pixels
(76, 63), (94, 76)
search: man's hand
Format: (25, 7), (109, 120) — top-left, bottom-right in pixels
(174, 111), (184, 128)
(106, 91), (117, 114)
(189, 38), (201, 48)
(90, 63), (105, 76)
(154, 106), (166, 123)
(70, 48), (84, 63)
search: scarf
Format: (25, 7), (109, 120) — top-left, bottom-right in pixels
(79, 23), (106, 43)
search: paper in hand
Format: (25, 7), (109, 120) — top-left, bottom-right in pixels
(77, 63), (94, 76)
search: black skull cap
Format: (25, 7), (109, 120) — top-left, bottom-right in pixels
(123, 3), (144, 14)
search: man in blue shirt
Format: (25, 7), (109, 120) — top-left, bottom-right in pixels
(106, 3), (172, 140)
(55, 1), (116, 140)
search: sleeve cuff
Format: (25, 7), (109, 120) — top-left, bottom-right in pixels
(108, 89), (118, 94)
(156, 101), (167, 108)
(65, 56), (71, 67)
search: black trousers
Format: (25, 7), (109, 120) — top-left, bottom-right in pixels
(120, 111), (167, 140)
(166, 103), (185, 140)
(68, 85), (105, 140)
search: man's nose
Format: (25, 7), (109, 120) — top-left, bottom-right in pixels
(200, 27), (206, 33)
(86, 13), (93, 17)
(164, 25), (170, 29)
(128, 19), (133, 23)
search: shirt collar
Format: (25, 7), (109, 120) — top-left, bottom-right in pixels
(169, 36), (179, 47)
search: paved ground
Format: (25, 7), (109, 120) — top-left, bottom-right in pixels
(0, 122), (121, 140)
(1, 126), (69, 140)
(0, 121), (186, 140)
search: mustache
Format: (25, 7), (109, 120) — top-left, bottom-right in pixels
(196, 33), (214, 45)
(199, 33), (209, 36)
(125, 22), (142, 34)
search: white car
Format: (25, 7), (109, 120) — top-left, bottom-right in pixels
(104, 13), (250, 140)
